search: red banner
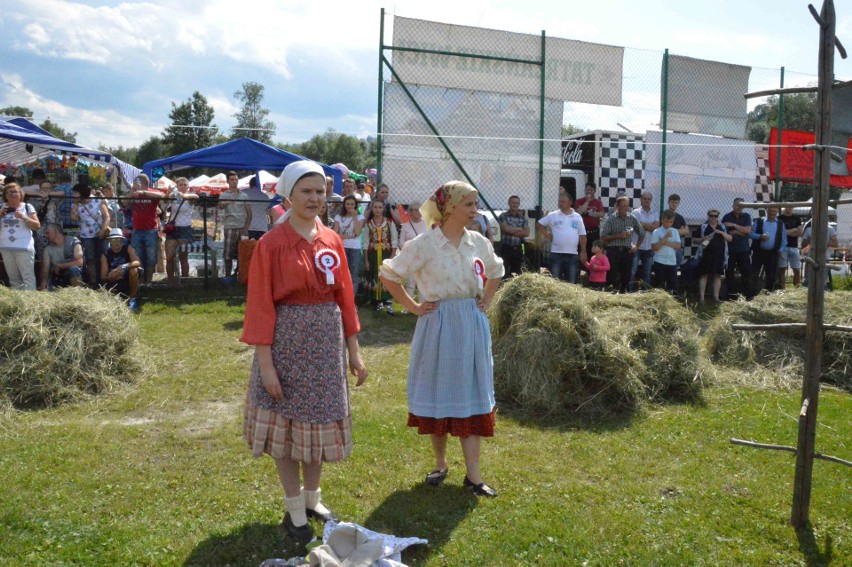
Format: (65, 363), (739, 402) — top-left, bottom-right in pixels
(768, 127), (852, 188)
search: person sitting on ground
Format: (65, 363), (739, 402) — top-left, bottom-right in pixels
(583, 240), (610, 290)
(1, 182), (40, 290)
(363, 199), (398, 314)
(101, 228), (141, 312)
(39, 223), (84, 290)
(164, 177), (199, 286)
(70, 182), (110, 287)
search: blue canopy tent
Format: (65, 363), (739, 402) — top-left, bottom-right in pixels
(142, 138), (343, 193)
(0, 116), (140, 187)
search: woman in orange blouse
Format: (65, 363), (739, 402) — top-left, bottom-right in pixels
(241, 161), (368, 542)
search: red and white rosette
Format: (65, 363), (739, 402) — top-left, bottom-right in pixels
(314, 248), (341, 285)
(473, 257), (486, 291)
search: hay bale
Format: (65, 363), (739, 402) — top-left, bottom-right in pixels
(705, 289), (852, 391)
(0, 286), (143, 408)
(490, 274), (705, 418)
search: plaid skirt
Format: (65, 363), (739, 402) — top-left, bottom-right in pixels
(243, 302), (353, 463)
(244, 395), (353, 463)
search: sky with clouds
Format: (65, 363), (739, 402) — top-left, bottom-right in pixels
(1, 0), (851, 151)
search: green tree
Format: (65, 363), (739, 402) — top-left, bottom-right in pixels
(562, 123), (585, 137)
(745, 92), (817, 143)
(0, 106), (34, 118)
(39, 117), (77, 143)
(162, 91), (218, 155)
(99, 144), (138, 167)
(231, 82), (275, 143)
(136, 136), (167, 167)
(285, 129), (372, 173)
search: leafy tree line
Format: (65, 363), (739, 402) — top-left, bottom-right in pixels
(0, 106), (79, 143)
(2, 82), (377, 175)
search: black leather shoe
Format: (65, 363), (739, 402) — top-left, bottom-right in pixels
(282, 512), (314, 541)
(306, 506), (339, 523)
(463, 476), (497, 497)
(425, 467), (448, 487)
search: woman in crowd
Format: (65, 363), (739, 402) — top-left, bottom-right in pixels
(240, 160), (368, 542)
(1, 182), (40, 290)
(464, 202), (493, 242)
(696, 208), (732, 304)
(396, 199), (427, 312)
(380, 181), (504, 497)
(24, 180), (63, 289)
(70, 182), (110, 287)
(363, 199), (398, 314)
(164, 177), (198, 286)
(334, 194), (364, 298)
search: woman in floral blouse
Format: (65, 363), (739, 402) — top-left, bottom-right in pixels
(380, 181), (504, 497)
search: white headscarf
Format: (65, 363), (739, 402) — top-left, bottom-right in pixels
(274, 160), (327, 224)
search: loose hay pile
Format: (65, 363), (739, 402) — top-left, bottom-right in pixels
(0, 286), (144, 408)
(705, 289), (852, 391)
(490, 274), (705, 418)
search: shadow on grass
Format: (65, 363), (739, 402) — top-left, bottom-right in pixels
(797, 525), (833, 567)
(362, 484), (477, 565)
(498, 403), (638, 433)
(183, 521), (305, 567)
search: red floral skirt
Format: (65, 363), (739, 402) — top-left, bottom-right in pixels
(407, 409), (496, 438)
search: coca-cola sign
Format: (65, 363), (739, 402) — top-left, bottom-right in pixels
(561, 136), (595, 171)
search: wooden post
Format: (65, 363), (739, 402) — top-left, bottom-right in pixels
(791, 0), (836, 529)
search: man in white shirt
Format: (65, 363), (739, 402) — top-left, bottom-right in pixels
(537, 193), (587, 284)
(630, 191), (660, 291)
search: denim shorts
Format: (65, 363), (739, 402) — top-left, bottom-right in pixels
(79, 237), (102, 265)
(166, 225), (194, 243)
(131, 229), (160, 268)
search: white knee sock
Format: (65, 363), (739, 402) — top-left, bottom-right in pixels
(303, 487), (332, 515)
(284, 493), (308, 526)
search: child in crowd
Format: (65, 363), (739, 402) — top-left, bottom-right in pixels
(650, 210), (681, 294)
(584, 240), (610, 290)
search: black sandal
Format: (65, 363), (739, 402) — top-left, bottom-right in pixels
(464, 476), (498, 497)
(425, 467), (448, 487)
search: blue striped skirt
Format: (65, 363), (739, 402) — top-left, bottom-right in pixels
(408, 298), (495, 419)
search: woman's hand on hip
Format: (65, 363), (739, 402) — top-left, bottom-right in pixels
(410, 301), (437, 316)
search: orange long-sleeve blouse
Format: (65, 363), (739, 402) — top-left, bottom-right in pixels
(240, 219), (360, 346)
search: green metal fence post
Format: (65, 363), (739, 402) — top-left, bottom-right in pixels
(537, 30), (546, 271)
(775, 66), (785, 201)
(660, 48), (669, 213)
(376, 8), (385, 186)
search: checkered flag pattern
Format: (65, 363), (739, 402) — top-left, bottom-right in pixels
(754, 145), (775, 203)
(597, 133), (645, 211)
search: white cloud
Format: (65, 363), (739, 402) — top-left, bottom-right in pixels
(0, 73), (162, 148)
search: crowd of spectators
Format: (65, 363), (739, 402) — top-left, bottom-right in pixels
(1, 169), (844, 310)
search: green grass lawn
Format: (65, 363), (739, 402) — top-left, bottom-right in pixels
(1, 286), (849, 566)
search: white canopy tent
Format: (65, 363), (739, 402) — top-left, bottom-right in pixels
(237, 169), (278, 190)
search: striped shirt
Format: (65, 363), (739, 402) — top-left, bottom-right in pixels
(600, 212), (645, 247)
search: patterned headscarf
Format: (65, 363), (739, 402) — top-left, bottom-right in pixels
(419, 180), (477, 228)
